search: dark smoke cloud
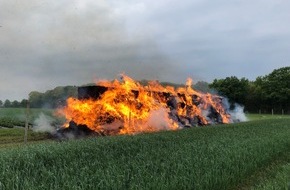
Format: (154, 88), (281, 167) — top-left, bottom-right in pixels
(1, 0), (290, 100)
(0, 0), (180, 100)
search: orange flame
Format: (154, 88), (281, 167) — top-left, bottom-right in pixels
(57, 75), (231, 135)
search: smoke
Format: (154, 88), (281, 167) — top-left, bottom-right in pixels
(222, 98), (248, 122)
(0, 0), (181, 101)
(100, 120), (123, 131)
(33, 113), (56, 133)
(147, 108), (175, 130)
(229, 104), (248, 122)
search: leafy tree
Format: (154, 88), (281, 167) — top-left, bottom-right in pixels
(11, 100), (20, 108)
(0, 100), (3, 107)
(29, 91), (43, 108)
(29, 86), (77, 108)
(257, 67), (290, 113)
(209, 67), (290, 113)
(209, 76), (250, 108)
(20, 99), (28, 108)
(3, 99), (11, 107)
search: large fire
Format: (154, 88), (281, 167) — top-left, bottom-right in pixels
(57, 75), (231, 135)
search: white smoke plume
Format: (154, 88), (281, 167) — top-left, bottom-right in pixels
(33, 113), (56, 133)
(147, 108), (174, 130)
(222, 98), (248, 122)
(229, 103), (248, 122)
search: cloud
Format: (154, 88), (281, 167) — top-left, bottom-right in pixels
(0, 0), (180, 100)
(0, 0), (290, 100)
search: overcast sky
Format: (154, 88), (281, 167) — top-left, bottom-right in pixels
(0, 0), (289, 100)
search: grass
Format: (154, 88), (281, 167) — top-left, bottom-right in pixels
(0, 118), (289, 189)
(0, 107), (54, 120)
(250, 163), (290, 190)
(0, 108), (56, 128)
(0, 128), (51, 149)
(246, 113), (290, 121)
(0, 108), (56, 148)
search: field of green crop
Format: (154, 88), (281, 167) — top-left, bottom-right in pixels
(246, 113), (290, 121)
(0, 108), (57, 148)
(0, 116), (289, 189)
(0, 108), (54, 128)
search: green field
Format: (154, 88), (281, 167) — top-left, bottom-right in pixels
(246, 113), (290, 121)
(0, 108), (54, 128)
(0, 108), (289, 189)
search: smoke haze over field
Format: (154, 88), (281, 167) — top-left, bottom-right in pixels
(0, 0), (290, 100)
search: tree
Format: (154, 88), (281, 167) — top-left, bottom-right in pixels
(29, 91), (43, 108)
(257, 67), (290, 113)
(0, 100), (3, 107)
(28, 86), (77, 108)
(20, 99), (28, 108)
(209, 76), (250, 108)
(3, 99), (11, 107)
(11, 100), (20, 108)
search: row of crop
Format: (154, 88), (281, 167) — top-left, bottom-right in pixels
(0, 119), (289, 189)
(0, 117), (27, 128)
(0, 108), (64, 128)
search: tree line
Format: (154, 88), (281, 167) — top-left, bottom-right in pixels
(209, 66), (290, 114)
(1, 67), (289, 113)
(0, 86), (77, 109)
(0, 81), (210, 109)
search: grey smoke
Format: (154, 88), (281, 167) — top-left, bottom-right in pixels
(0, 0), (181, 101)
(33, 113), (56, 133)
(229, 104), (248, 122)
(147, 108), (175, 130)
(222, 98), (248, 122)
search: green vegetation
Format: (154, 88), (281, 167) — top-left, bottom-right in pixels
(246, 113), (290, 121)
(0, 128), (50, 149)
(0, 85), (77, 109)
(0, 108), (57, 148)
(0, 108), (55, 128)
(210, 66), (290, 113)
(0, 118), (289, 189)
(256, 164), (290, 190)
(1, 67), (289, 114)
(249, 161), (290, 190)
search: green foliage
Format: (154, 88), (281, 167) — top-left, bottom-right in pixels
(0, 128), (50, 146)
(0, 108), (57, 129)
(29, 86), (77, 108)
(0, 119), (289, 189)
(210, 67), (290, 113)
(0, 117), (25, 128)
(3, 99), (11, 107)
(257, 67), (290, 113)
(209, 76), (250, 107)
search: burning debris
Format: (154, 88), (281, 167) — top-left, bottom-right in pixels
(57, 75), (232, 136)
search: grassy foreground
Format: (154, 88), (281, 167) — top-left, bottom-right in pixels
(0, 118), (289, 189)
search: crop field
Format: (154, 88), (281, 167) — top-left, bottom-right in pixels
(0, 108), (55, 148)
(0, 108), (54, 128)
(0, 109), (289, 189)
(246, 113), (290, 121)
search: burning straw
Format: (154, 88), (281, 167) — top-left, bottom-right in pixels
(57, 75), (233, 136)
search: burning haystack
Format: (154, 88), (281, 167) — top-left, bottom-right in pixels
(57, 75), (232, 136)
